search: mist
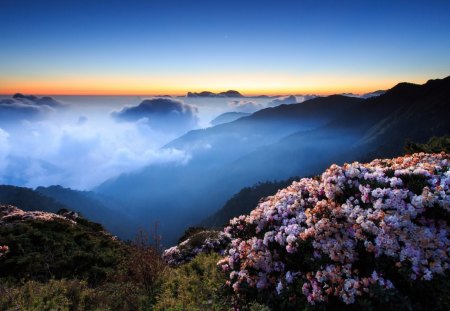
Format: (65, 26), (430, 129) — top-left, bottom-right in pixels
(0, 94), (303, 189)
(0, 92), (380, 244)
(4, 86), (436, 245)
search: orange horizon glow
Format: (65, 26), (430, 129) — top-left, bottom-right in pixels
(0, 74), (435, 97)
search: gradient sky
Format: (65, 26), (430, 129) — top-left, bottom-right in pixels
(1, 0), (450, 95)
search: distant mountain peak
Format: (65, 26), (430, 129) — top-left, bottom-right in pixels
(187, 90), (243, 97)
(210, 112), (251, 126)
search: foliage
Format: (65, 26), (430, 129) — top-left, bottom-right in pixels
(114, 230), (166, 301)
(405, 135), (450, 154)
(177, 226), (207, 244)
(0, 278), (158, 311)
(155, 253), (229, 310)
(163, 230), (230, 266)
(0, 279), (99, 311)
(0, 217), (123, 285)
(0, 222), (166, 310)
(219, 153), (450, 310)
(202, 178), (299, 228)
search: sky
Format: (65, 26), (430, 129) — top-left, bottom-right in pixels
(1, 0), (450, 95)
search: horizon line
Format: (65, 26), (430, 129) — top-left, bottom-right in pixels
(1, 75), (447, 97)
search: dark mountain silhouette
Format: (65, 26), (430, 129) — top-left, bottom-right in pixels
(210, 112), (250, 125)
(36, 185), (138, 239)
(201, 177), (299, 228)
(0, 184), (136, 239)
(187, 90), (243, 97)
(0, 185), (67, 213)
(361, 90), (385, 98)
(95, 76), (450, 245)
(202, 135), (450, 231)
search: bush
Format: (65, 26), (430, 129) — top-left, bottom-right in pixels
(0, 219), (124, 285)
(219, 153), (450, 310)
(163, 230), (230, 266)
(155, 253), (229, 310)
(0, 278), (162, 311)
(0, 279), (95, 311)
(405, 135), (450, 154)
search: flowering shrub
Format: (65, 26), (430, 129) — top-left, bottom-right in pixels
(219, 153), (449, 307)
(163, 230), (231, 266)
(0, 245), (8, 257)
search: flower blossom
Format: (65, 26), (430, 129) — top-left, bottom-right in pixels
(219, 153), (450, 305)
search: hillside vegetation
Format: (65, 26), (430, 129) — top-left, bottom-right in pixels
(1, 150), (449, 310)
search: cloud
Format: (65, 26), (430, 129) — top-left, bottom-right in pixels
(228, 96), (298, 113)
(266, 95), (297, 107)
(77, 116), (88, 125)
(228, 100), (264, 113)
(0, 94), (65, 125)
(0, 128), (10, 178)
(0, 110), (194, 189)
(112, 98), (199, 134)
(12, 93), (65, 108)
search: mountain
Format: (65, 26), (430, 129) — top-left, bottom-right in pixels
(0, 185), (66, 213)
(340, 90), (385, 98)
(200, 177), (299, 228)
(0, 185), (136, 239)
(0, 203), (165, 310)
(361, 89), (385, 98)
(0, 204), (122, 284)
(95, 76), (450, 245)
(186, 90), (243, 97)
(36, 185), (137, 239)
(209, 112), (251, 125)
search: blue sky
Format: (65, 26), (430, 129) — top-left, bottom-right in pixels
(1, 0), (450, 95)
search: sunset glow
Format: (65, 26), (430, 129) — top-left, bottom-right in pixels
(0, 74), (437, 96)
(1, 0), (449, 96)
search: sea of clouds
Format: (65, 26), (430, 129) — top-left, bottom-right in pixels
(0, 94), (305, 189)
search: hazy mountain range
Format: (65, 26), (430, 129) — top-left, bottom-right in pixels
(94, 76), (450, 244)
(0, 185), (137, 239)
(186, 90), (244, 98)
(210, 112), (251, 126)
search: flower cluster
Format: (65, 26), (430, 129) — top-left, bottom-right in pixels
(163, 230), (231, 266)
(219, 153), (449, 305)
(0, 245), (8, 258)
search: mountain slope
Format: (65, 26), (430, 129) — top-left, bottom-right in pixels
(201, 177), (299, 228)
(0, 185), (136, 239)
(210, 112), (250, 126)
(36, 185), (137, 239)
(0, 204), (123, 284)
(95, 76), (450, 245)
(0, 185), (67, 213)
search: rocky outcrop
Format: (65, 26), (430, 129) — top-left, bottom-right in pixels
(0, 204), (75, 224)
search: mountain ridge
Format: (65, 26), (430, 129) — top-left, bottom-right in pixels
(95, 76), (450, 244)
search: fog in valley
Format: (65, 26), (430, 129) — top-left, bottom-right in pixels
(1, 78), (449, 245)
(0, 94), (303, 189)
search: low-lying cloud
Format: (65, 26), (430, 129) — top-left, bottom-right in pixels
(0, 129), (10, 180)
(0, 93), (308, 189)
(0, 94), (65, 126)
(228, 96), (299, 113)
(267, 95), (297, 107)
(12, 93), (65, 108)
(112, 98), (199, 134)
(0, 118), (192, 189)
(0, 95), (196, 189)
(228, 100), (264, 113)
